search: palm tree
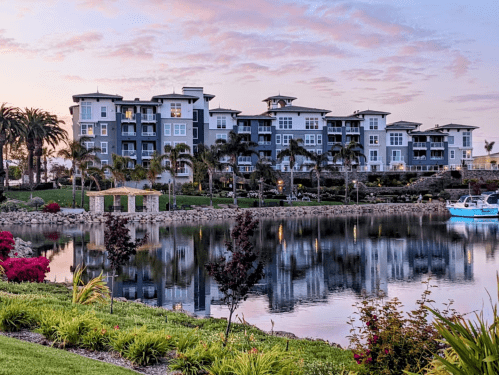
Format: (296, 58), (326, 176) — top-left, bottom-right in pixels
(146, 152), (164, 189)
(57, 137), (98, 208)
(277, 138), (311, 206)
(485, 140), (495, 159)
(308, 152), (330, 203)
(197, 144), (222, 207)
(34, 119), (66, 184)
(250, 158), (277, 207)
(130, 164), (147, 188)
(331, 141), (365, 203)
(161, 143), (193, 208)
(85, 165), (105, 191)
(216, 131), (257, 205)
(102, 154), (132, 188)
(0, 104), (23, 193)
(42, 147), (55, 183)
(79, 148), (101, 208)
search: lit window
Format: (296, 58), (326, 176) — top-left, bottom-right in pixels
(81, 123), (93, 136)
(369, 135), (379, 145)
(101, 123), (107, 136)
(171, 103), (181, 118)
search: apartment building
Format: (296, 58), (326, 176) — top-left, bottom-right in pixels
(70, 89), (478, 185)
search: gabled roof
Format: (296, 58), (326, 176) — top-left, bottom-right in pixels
(151, 93), (199, 102)
(209, 108), (242, 114)
(387, 121), (422, 130)
(72, 92), (123, 102)
(429, 123), (478, 130)
(354, 110), (391, 116)
(237, 115), (275, 120)
(325, 116), (364, 121)
(203, 94), (216, 100)
(263, 95), (297, 102)
(266, 105), (331, 114)
(410, 130), (446, 136)
(86, 187), (161, 197)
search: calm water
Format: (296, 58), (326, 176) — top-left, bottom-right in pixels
(3, 213), (499, 347)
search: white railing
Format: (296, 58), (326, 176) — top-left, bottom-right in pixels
(258, 141), (271, 145)
(177, 168), (189, 176)
(413, 156), (427, 160)
(141, 114), (155, 122)
(466, 164), (498, 170)
(121, 131), (136, 136)
(369, 157), (383, 163)
(430, 156), (444, 160)
(219, 156), (230, 163)
(346, 127), (359, 133)
(238, 166), (254, 173)
(238, 156), (252, 164)
(142, 150), (156, 157)
(431, 142), (444, 148)
(239, 126), (251, 133)
(327, 127), (342, 134)
(413, 142), (426, 148)
(258, 126), (272, 133)
(141, 132), (156, 136)
(122, 150), (137, 157)
(121, 113), (136, 122)
(390, 156), (404, 163)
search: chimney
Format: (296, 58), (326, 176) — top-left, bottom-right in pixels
(134, 98), (140, 101)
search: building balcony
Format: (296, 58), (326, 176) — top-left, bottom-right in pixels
(141, 132), (156, 137)
(258, 126), (272, 134)
(430, 156), (444, 160)
(238, 166), (254, 173)
(413, 142), (426, 149)
(121, 113), (136, 122)
(258, 141), (271, 145)
(237, 156), (252, 164)
(177, 168), (189, 176)
(141, 114), (155, 122)
(142, 150), (156, 159)
(121, 131), (136, 137)
(369, 157), (383, 163)
(122, 150), (137, 158)
(346, 127), (360, 133)
(239, 126), (251, 133)
(430, 142), (444, 149)
(390, 156), (404, 163)
(413, 156), (427, 160)
(327, 127), (342, 134)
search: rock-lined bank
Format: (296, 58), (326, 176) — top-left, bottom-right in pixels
(0, 203), (447, 225)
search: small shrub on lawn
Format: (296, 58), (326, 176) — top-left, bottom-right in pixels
(228, 346), (299, 375)
(0, 231), (15, 261)
(54, 310), (103, 348)
(112, 326), (147, 356)
(0, 300), (38, 332)
(170, 341), (229, 375)
(80, 324), (114, 351)
(174, 329), (201, 352)
(27, 197), (44, 208)
(0, 257), (50, 282)
(37, 308), (64, 340)
(304, 361), (358, 375)
(123, 330), (174, 365)
(42, 202), (61, 213)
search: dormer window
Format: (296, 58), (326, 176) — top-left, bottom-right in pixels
(81, 102), (91, 120)
(171, 103), (181, 117)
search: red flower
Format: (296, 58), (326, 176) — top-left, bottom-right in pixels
(114, 325), (120, 330)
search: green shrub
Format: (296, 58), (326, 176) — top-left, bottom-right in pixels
(175, 329), (200, 352)
(112, 326), (145, 356)
(27, 197), (45, 208)
(36, 308), (63, 340)
(124, 330), (174, 365)
(80, 324), (114, 351)
(228, 346), (299, 375)
(54, 310), (103, 348)
(171, 342), (228, 375)
(304, 361), (358, 375)
(0, 300), (38, 332)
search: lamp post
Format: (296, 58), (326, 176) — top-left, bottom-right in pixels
(353, 180), (359, 205)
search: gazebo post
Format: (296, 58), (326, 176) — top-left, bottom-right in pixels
(95, 196), (104, 213)
(151, 195), (159, 213)
(143, 195), (149, 212)
(113, 195), (121, 211)
(128, 195), (136, 213)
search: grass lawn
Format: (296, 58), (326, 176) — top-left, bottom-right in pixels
(0, 335), (137, 375)
(5, 188), (344, 211)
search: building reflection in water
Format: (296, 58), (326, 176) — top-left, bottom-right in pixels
(57, 214), (486, 316)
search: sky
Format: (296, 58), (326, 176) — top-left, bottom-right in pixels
(1, 0), (498, 154)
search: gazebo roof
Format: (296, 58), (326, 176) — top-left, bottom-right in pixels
(86, 187), (162, 197)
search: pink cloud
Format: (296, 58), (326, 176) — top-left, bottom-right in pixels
(449, 92), (499, 103)
(101, 35), (156, 60)
(0, 29), (33, 54)
(447, 53), (472, 78)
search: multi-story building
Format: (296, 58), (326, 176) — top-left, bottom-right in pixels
(70, 89), (478, 186)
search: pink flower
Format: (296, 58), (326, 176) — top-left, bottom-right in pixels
(385, 348), (390, 354)
(114, 325), (120, 330)
(14, 253), (18, 256)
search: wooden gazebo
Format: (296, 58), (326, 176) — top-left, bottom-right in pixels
(86, 187), (162, 213)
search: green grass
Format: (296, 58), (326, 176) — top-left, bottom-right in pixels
(0, 281), (357, 371)
(6, 188), (343, 211)
(0, 335), (137, 375)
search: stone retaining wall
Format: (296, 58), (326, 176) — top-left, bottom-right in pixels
(0, 203), (447, 226)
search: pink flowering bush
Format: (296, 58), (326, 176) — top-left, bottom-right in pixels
(1, 257), (50, 283)
(42, 202), (61, 213)
(0, 231), (15, 261)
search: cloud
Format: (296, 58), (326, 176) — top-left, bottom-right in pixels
(447, 52), (472, 78)
(47, 31), (103, 60)
(0, 29), (33, 54)
(449, 92), (499, 103)
(101, 35), (157, 60)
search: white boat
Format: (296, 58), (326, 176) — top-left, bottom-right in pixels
(446, 195), (499, 218)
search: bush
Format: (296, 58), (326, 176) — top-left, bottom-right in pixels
(124, 331), (174, 365)
(0, 300), (38, 332)
(1, 257), (50, 282)
(171, 342), (228, 375)
(27, 197), (44, 208)
(0, 201), (23, 213)
(229, 346), (299, 375)
(0, 231), (15, 261)
(42, 202), (61, 213)
(54, 311), (104, 348)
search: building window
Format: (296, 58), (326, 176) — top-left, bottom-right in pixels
(100, 142), (108, 154)
(216, 134), (227, 141)
(283, 134), (293, 145)
(80, 123), (93, 136)
(84, 141), (94, 151)
(305, 117), (319, 129)
(100, 106), (107, 118)
(305, 134), (315, 145)
(193, 110), (198, 122)
(369, 149), (378, 162)
(217, 116), (227, 129)
(193, 127), (198, 139)
(101, 123), (107, 136)
(450, 150), (455, 159)
(174, 124), (186, 136)
(317, 149), (322, 155)
(369, 118), (378, 130)
(278, 117), (292, 129)
(81, 102), (91, 120)
(448, 136), (454, 145)
(101, 160), (108, 171)
(463, 132), (471, 147)
(463, 150), (471, 159)
(317, 134), (322, 145)
(163, 141), (171, 151)
(391, 150), (401, 162)
(124, 108), (134, 120)
(369, 135), (379, 145)
(171, 103), (181, 118)
(164, 123), (171, 136)
(389, 132), (403, 146)
(276, 134), (281, 144)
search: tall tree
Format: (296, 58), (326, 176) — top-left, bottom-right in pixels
(78, 146), (101, 208)
(277, 138), (311, 206)
(146, 152), (164, 189)
(197, 144), (221, 207)
(331, 141), (365, 203)
(250, 158), (277, 207)
(308, 152), (330, 203)
(161, 143), (193, 208)
(0, 104), (23, 194)
(102, 153), (132, 188)
(130, 164), (147, 188)
(216, 131), (257, 205)
(485, 140), (495, 158)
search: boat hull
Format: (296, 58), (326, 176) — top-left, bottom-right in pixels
(447, 206), (499, 218)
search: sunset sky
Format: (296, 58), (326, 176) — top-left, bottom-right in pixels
(1, 0), (498, 153)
